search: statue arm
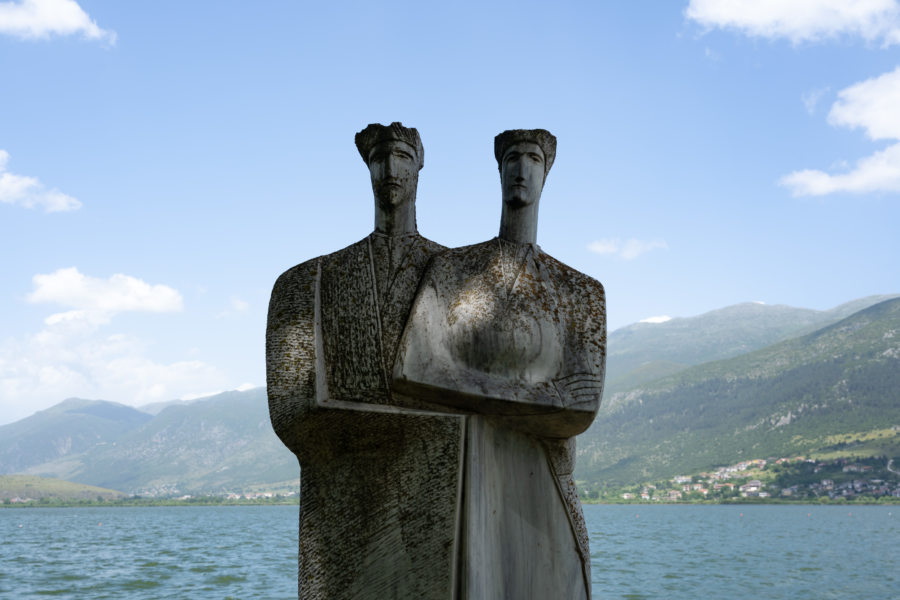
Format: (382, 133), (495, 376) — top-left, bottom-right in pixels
(266, 260), (318, 453)
(392, 253), (606, 438)
(547, 272), (606, 435)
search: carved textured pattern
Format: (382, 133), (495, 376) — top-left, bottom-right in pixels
(541, 436), (591, 594)
(557, 472), (591, 593)
(371, 234), (447, 378)
(298, 412), (463, 599)
(269, 231), (605, 599)
(266, 260), (318, 453)
(319, 240), (391, 404)
(393, 238), (605, 598)
(267, 233), (462, 599)
(542, 252), (607, 391)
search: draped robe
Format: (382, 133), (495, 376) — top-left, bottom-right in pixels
(267, 233), (605, 599)
(267, 232), (464, 600)
(393, 237), (606, 600)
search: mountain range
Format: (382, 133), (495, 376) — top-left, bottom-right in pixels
(0, 294), (897, 495)
(579, 296), (900, 486)
(0, 389), (298, 495)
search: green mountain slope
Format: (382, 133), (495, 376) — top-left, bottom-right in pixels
(605, 294), (898, 395)
(577, 297), (900, 486)
(0, 475), (124, 501)
(0, 398), (151, 474)
(21, 388), (298, 495)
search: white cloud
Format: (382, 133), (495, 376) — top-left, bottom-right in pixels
(781, 67), (900, 196)
(587, 239), (620, 255)
(827, 66), (900, 140)
(685, 0), (900, 45)
(704, 46), (722, 61)
(781, 143), (900, 195)
(0, 327), (229, 424)
(639, 315), (672, 324)
(0, 269), (228, 425)
(588, 238), (669, 260)
(28, 267), (183, 316)
(0, 0), (115, 44)
(802, 87), (830, 115)
(216, 296), (250, 319)
(0, 150), (82, 212)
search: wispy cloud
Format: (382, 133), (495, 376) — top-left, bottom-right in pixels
(0, 0), (115, 44)
(704, 46), (722, 62)
(0, 269), (225, 425)
(685, 0), (900, 45)
(588, 238), (669, 260)
(28, 267), (183, 320)
(639, 315), (672, 324)
(0, 150), (82, 212)
(801, 87), (830, 115)
(781, 67), (900, 196)
(216, 297), (249, 319)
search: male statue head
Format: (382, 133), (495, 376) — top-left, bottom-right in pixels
(494, 128), (557, 244)
(356, 122), (424, 235)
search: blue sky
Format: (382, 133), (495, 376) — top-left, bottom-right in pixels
(1, 0), (898, 424)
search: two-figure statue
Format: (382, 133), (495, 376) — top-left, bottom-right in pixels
(267, 123), (606, 600)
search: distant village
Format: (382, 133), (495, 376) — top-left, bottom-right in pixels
(591, 456), (900, 503)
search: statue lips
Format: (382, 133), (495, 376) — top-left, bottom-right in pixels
(378, 178), (404, 192)
(505, 183), (529, 208)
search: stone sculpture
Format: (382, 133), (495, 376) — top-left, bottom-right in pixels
(267, 125), (605, 600)
(394, 129), (605, 599)
(267, 123), (464, 599)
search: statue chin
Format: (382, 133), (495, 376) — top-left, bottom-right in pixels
(375, 188), (411, 209)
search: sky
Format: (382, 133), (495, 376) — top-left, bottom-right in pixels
(1, 0), (899, 425)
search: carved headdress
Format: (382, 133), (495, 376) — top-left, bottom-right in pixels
(494, 129), (557, 177)
(355, 122), (424, 170)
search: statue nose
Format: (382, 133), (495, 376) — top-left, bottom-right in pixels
(384, 155), (402, 176)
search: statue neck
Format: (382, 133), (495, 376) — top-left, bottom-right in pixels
(498, 201), (539, 245)
(374, 200), (417, 237)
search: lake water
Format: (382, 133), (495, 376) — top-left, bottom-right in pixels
(1, 504), (896, 599)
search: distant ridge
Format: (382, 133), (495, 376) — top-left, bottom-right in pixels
(0, 398), (151, 474)
(605, 294), (899, 394)
(578, 297), (900, 485)
(0, 388), (298, 495)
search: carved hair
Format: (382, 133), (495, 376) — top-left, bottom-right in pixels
(355, 122), (424, 170)
(494, 129), (556, 177)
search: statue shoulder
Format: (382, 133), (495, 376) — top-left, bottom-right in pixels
(424, 238), (498, 275)
(538, 252), (605, 299)
(269, 257), (318, 316)
(270, 237), (373, 301)
(416, 234), (448, 255)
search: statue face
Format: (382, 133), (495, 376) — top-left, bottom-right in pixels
(501, 142), (545, 209)
(368, 140), (419, 209)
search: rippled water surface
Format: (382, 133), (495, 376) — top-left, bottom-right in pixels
(589, 504), (898, 599)
(1, 504), (897, 598)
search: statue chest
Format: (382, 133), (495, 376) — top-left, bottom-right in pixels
(445, 249), (564, 383)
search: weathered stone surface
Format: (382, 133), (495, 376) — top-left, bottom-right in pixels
(393, 237), (606, 437)
(267, 125), (605, 599)
(459, 416), (589, 600)
(391, 129), (604, 600)
(267, 123), (465, 599)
